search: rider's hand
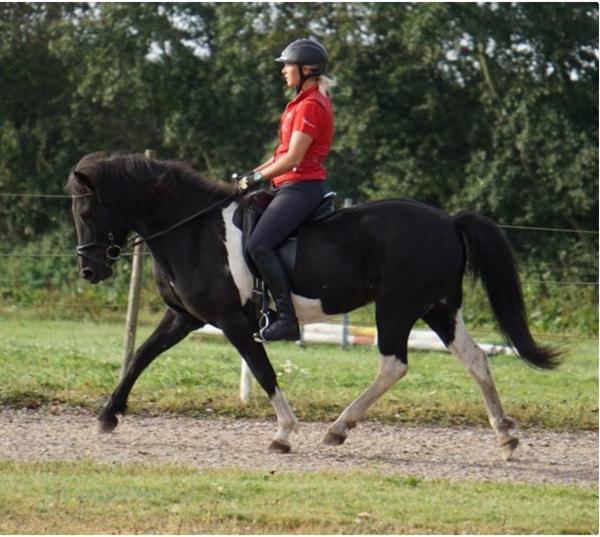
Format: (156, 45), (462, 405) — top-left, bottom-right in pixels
(234, 171), (263, 194)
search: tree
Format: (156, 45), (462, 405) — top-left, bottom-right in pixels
(0, 2), (596, 266)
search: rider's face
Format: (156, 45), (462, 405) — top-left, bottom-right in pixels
(282, 63), (300, 88)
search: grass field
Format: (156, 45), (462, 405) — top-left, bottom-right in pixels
(0, 460), (597, 534)
(0, 316), (597, 534)
(0, 317), (596, 430)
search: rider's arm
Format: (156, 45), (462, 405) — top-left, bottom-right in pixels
(254, 157), (275, 172)
(256, 130), (313, 182)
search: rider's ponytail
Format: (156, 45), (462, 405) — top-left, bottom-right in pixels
(318, 75), (337, 95)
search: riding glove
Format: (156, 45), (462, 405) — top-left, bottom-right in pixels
(234, 171), (263, 194)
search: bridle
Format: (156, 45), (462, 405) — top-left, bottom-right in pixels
(73, 192), (123, 269)
(73, 190), (238, 268)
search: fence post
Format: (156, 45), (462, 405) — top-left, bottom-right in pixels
(121, 149), (151, 373)
(341, 198), (353, 348)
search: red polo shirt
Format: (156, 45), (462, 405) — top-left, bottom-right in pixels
(272, 85), (334, 187)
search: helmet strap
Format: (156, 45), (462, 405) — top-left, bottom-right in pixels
(296, 64), (317, 94)
(296, 64), (304, 94)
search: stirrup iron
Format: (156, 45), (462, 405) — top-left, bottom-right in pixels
(253, 280), (271, 343)
(254, 310), (271, 342)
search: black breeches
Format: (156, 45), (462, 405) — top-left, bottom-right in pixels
(247, 180), (326, 260)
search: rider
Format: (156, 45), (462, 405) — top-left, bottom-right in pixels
(236, 38), (335, 341)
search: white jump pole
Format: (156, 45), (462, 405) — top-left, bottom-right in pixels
(240, 359), (252, 403)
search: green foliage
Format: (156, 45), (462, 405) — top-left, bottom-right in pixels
(0, 3), (597, 332)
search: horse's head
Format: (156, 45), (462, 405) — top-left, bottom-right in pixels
(67, 156), (128, 283)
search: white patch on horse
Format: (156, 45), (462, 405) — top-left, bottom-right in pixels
(221, 203), (330, 321)
(448, 309), (489, 380)
(271, 387), (299, 446)
(222, 203), (253, 306)
(448, 309), (516, 453)
(292, 295), (330, 324)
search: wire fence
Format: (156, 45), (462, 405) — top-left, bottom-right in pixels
(1, 189), (599, 233)
(1, 251), (596, 286)
(1, 192), (598, 275)
(0, 188), (597, 343)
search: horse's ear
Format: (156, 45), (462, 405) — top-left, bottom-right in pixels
(73, 170), (95, 191)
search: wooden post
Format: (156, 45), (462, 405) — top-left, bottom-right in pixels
(122, 149), (151, 373)
(122, 241), (145, 373)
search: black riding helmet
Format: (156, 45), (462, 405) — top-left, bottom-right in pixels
(276, 38), (328, 93)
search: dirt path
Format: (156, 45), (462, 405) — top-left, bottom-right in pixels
(0, 407), (596, 487)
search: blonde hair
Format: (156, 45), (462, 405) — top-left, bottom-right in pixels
(318, 75), (337, 95)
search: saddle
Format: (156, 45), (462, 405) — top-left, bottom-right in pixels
(232, 189), (336, 280)
(233, 190), (335, 323)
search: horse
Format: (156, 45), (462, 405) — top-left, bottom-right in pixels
(66, 151), (560, 461)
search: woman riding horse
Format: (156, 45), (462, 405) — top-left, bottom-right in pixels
(236, 38), (335, 342)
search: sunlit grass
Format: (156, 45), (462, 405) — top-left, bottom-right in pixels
(0, 461), (596, 534)
(0, 317), (596, 430)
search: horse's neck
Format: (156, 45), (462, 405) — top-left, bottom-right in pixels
(135, 194), (234, 282)
(133, 189), (229, 236)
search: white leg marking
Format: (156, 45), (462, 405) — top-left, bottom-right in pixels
(270, 387), (299, 446)
(449, 311), (493, 381)
(326, 355), (407, 441)
(449, 310), (516, 452)
(222, 203), (253, 306)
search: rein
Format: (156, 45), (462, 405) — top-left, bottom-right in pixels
(129, 193), (238, 248)
(74, 191), (238, 266)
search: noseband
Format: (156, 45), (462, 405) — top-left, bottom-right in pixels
(73, 192), (122, 268)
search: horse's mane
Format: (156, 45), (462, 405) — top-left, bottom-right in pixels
(66, 152), (236, 206)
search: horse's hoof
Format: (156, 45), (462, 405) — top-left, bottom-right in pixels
(500, 437), (519, 461)
(98, 414), (119, 433)
(322, 430), (347, 446)
(269, 440), (291, 453)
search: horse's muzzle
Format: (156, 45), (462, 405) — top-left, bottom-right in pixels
(80, 263), (113, 283)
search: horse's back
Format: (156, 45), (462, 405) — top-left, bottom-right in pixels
(302, 197), (459, 253)
(292, 197), (466, 309)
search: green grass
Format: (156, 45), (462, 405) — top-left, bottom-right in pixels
(0, 460), (596, 534)
(0, 317), (597, 430)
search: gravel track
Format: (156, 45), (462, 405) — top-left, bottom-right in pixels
(0, 407), (596, 487)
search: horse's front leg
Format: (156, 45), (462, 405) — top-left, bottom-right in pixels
(220, 314), (298, 453)
(99, 308), (203, 432)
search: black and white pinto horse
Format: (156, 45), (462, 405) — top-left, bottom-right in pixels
(66, 152), (559, 461)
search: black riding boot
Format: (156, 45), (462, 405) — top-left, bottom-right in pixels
(252, 249), (300, 341)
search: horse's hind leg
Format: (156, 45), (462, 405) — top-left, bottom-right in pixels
(98, 308), (202, 432)
(323, 354), (407, 445)
(323, 307), (412, 446)
(424, 308), (518, 461)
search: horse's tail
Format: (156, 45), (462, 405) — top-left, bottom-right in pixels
(453, 211), (561, 369)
